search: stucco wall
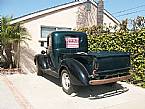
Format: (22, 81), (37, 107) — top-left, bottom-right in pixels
(22, 6), (78, 53)
(21, 4), (118, 54)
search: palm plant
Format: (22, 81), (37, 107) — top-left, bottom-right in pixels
(0, 17), (13, 68)
(0, 16), (30, 68)
(11, 22), (30, 68)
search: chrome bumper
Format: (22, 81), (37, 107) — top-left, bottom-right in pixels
(89, 75), (131, 85)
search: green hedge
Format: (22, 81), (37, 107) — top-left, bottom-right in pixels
(78, 27), (145, 88)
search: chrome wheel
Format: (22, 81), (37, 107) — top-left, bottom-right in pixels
(62, 72), (71, 90)
(61, 69), (75, 95)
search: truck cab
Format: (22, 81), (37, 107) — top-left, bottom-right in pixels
(34, 31), (130, 95)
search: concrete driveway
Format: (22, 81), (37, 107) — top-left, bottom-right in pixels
(0, 73), (145, 109)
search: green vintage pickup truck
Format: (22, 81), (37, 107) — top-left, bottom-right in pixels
(34, 31), (130, 95)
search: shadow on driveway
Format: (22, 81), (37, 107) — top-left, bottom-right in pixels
(75, 83), (128, 99)
(42, 73), (61, 87)
(42, 73), (128, 99)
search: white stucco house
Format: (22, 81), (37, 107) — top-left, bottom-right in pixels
(11, 0), (120, 54)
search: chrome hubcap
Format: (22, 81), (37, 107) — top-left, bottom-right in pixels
(62, 73), (70, 90)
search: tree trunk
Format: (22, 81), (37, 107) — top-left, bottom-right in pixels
(13, 41), (19, 68)
(17, 42), (20, 68)
(0, 45), (8, 68)
(5, 43), (13, 68)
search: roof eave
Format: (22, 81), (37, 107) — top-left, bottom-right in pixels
(10, 0), (88, 24)
(104, 9), (120, 25)
(10, 0), (120, 25)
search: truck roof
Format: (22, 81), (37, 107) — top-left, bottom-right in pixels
(51, 31), (87, 35)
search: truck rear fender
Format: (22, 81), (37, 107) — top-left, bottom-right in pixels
(59, 58), (90, 86)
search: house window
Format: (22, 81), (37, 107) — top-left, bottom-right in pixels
(41, 26), (71, 38)
(41, 26), (55, 38)
(57, 27), (71, 31)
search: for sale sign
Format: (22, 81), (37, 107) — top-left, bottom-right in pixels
(65, 37), (79, 48)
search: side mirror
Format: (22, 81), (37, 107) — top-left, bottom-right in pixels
(41, 50), (46, 54)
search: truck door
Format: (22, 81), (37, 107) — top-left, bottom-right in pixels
(47, 35), (58, 70)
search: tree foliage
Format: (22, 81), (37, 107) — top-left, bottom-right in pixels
(0, 16), (30, 68)
(78, 16), (145, 88)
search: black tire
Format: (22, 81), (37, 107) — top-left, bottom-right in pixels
(36, 62), (43, 76)
(61, 69), (76, 95)
(37, 67), (43, 76)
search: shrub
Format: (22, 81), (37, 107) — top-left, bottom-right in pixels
(77, 19), (145, 88)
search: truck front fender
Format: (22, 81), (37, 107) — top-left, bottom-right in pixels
(34, 54), (49, 69)
(60, 58), (89, 86)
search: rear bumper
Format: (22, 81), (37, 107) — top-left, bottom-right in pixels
(89, 75), (131, 85)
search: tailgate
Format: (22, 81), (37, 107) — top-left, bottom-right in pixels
(97, 56), (130, 73)
(89, 51), (130, 74)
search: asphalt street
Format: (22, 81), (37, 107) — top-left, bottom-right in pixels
(0, 73), (145, 109)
